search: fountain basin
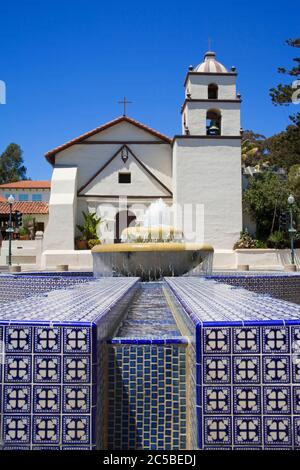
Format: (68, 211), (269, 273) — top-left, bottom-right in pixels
(92, 242), (214, 280)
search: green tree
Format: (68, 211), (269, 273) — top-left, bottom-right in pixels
(264, 118), (300, 170)
(0, 143), (27, 184)
(288, 164), (300, 201)
(269, 38), (300, 119)
(243, 172), (290, 240)
(241, 130), (266, 167)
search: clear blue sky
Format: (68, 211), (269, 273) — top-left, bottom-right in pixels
(0, 0), (299, 180)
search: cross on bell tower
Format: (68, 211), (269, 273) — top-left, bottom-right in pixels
(118, 96), (133, 116)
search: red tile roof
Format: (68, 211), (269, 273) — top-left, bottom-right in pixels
(0, 201), (49, 215)
(0, 180), (51, 189)
(45, 116), (172, 164)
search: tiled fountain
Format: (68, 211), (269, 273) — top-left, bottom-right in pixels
(1, 202), (300, 450)
(1, 272), (300, 449)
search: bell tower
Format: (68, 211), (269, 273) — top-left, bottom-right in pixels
(173, 50), (243, 250)
(181, 51), (241, 136)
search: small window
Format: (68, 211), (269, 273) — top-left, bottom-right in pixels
(208, 83), (218, 99)
(32, 194), (42, 201)
(19, 194), (29, 201)
(118, 173), (131, 184)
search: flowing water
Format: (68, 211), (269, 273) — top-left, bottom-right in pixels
(115, 282), (180, 337)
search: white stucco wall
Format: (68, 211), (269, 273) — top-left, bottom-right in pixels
(183, 101), (241, 135)
(54, 122), (172, 192)
(173, 138), (242, 249)
(186, 74), (237, 100)
(43, 167), (78, 251)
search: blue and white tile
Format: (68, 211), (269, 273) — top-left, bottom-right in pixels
(33, 356), (61, 383)
(263, 356), (290, 384)
(262, 326), (289, 354)
(233, 386), (261, 414)
(233, 327), (260, 354)
(203, 328), (230, 354)
(264, 417), (292, 446)
(63, 326), (91, 354)
(63, 385), (91, 413)
(63, 356), (91, 383)
(233, 417), (262, 446)
(233, 356), (260, 384)
(3, 416), (31, 444)
(62, 416), (90, 444)
(5, 356), (31, 383)
(263, 386), (291, 414)
(33, 385), (61, 413)
(203, 386), (231, 414)
(203, 357), (230, 384)
(5, 326), (32, 353)
(33, 416), (60, 444)
(34, 326), (61, 353)
(3, 385), (31, 413)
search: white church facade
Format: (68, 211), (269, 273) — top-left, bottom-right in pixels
(42, 51), (242, 268)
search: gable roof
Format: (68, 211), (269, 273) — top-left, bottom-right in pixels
(45, 116), (172, 165)
(0, 201), (49, 215)
(0, 180), (50, 190)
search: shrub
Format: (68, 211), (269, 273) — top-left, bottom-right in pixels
(87, 239), (101, 249)
(267, 230), (289, 249)
(233, 229), (259, 249)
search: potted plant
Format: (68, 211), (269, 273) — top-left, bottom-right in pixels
(76, 211), (103, 250)
(19, 227), (29, 240)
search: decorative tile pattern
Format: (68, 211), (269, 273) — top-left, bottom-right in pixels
(107, 342), (187, 450)
(34, 326), (61, 353)
(166, 277), (300, 450)
(233, 327), (260, 353)
(0, 276), (139, 450)
(233, 386), (261, 414)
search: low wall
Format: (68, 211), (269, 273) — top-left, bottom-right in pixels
(213, 249), (300, 270)
(41, 250), (93, 270)
(0, 274), (92, 304)
(0, 240), (39, 266)
(209, 273), (300, 304)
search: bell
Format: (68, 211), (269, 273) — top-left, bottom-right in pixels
(208, 120), (220, 136)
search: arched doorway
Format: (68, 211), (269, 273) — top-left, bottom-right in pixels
(115, 210), (136, 243)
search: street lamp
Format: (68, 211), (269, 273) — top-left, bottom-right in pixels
(7, 195), (15, 266)
(288, 194), (296, 266)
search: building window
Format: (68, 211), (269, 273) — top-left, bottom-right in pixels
(32, 194), (42, 201)
(208, 83), (218, 99)
(19, 194), (29, 201)
(5, 193), (15, 200)
(118, 173), (131, 184)
(206, 109), (221, 135)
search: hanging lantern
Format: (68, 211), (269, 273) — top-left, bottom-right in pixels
(121, 147), (129, 163)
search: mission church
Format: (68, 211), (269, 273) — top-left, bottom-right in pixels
(42, 50), (242, 266)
